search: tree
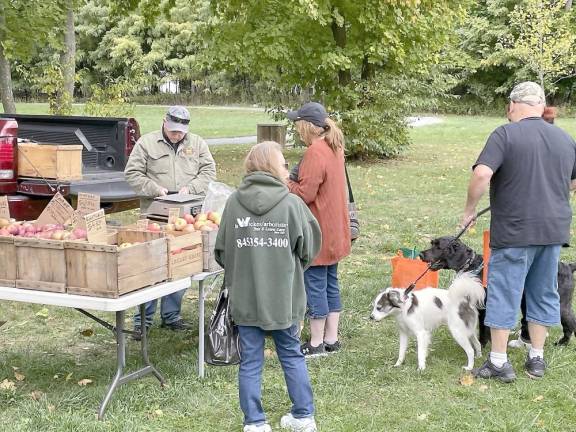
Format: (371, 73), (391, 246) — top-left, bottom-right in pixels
(206, 0), (468, 158)
(0, 0), (62, 113)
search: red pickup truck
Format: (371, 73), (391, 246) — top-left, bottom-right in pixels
(0, 114), (141, 220)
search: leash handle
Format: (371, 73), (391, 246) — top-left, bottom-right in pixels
(454, 206), (491, 241)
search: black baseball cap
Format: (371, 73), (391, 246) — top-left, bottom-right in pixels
(286, 102), (328, 128)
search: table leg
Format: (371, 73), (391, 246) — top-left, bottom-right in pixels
(139, 303), (166, 386)
(98, 310), (126, 420)
(198, 279), (205, 378)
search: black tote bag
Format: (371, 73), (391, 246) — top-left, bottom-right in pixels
(205, 284), (241, 366)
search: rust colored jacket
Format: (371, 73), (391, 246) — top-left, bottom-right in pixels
(288, 138), (350, 266)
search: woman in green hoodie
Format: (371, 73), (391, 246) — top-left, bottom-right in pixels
(215, 141), (322, 432)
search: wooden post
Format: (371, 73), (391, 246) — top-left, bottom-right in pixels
(257, 124), (287, 147)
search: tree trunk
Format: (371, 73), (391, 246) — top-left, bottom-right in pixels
(566, 0), (573, 11)
(331, 14), (351, 86)
(0, 2), (16, 114)
(361, 55), (375, 80)
(58, 0), (76, 109)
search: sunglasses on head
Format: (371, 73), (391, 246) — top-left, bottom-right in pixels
(167, 114), (190, 125)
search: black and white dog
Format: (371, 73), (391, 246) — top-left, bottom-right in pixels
(370, 273), (485, 370)
(419, 236), (576, 346)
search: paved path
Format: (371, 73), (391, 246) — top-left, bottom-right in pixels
(206, 116), (443, 145)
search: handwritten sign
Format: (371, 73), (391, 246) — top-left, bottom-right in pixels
(71, 210), (87, 230)
(136, 219), (149, 230)
(168, 207), (180, 224)
(0, 195), (10, 219)
(77, 193), (100, 216)
(85, 209), (107, 243)
(36, 192), (75, 226)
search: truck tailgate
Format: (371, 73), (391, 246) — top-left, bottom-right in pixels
(69, 170), (137, 202)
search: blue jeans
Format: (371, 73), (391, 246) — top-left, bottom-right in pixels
(133, 289), (187, 327)
(304, 264), (342, 319)
(238, 324), (315, 426)
(485, 245), (561, 329)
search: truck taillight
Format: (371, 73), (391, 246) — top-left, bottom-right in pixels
(125, 118), (140, 158)
(0, 136), (16, 180)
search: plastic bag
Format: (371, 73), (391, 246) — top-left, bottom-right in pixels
(201, 181), (235, 214)
(205, 285), (241, 366)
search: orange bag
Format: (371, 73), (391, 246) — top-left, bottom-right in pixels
(482, 230), (490, 287)
(390, 251), (439, 290)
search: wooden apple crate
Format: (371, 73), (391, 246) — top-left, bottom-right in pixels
(0, 236), (16, 287)
(18, 143), (83, 181)
(15, 237), (67, 292)
(202, 230), (221, 272)
(165, 230), (203, 280)
(65, 230), (168, 298)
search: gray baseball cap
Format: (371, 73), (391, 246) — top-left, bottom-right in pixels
(509, 81), (546, 106)
(164, 106), (190, 133)
(287, 102), (328, 128)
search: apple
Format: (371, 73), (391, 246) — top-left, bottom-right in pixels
(0, 218), (9, 228)
(196, 213), (208, 222)
(7, 225), (19, 235)
(174, 218), (187, 231)
(184, 214), (195, 224)
(148, 222), (161, 232)
(182, 224), (196, 233)
(38, 231), (53, 240)
(72, 228), (87, 239)
(163, 223), (175, 232)
(193, 220), (207, 230)
(207, 211), (221, 222)
(119, 242), (132, 249)
(0, 228), (10, 236)
(51, 230), (65, 240)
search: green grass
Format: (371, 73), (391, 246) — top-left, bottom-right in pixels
(10, 102), (272, 137)
(3, 114), (576, 431)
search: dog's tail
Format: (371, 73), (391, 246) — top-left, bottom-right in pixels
(448, 272), (485, 308)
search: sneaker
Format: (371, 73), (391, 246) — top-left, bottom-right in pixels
(132, 325), (150, 342)
(243, 423), (272, 432)
(324, 340), (341, 354)
(300, 342), (327, 358)
(280, 413), (317, 432)
(472, 357), (517, 383)
(161, 319), (193, 331)
(508, 337), (532, 349)
(525, 355), (546, 379)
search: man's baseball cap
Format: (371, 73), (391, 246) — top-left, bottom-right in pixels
(164, 106), (190, 133)
(509, 81), (546, 106)
(286, 102), (328, 128)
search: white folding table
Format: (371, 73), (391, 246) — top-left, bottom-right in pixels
(0, 278), (190, 420)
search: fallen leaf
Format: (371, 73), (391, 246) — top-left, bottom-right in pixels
(35, 308), (49, 319)
(417, 413), (430, 421)
(479, 384), (488, 392)
(53, 374), (59, 380)
(14, 371), (25, 381)
(153, 409), (164, 417)
(81, 329), (94, 337)
(459, 374), (475, 386)
(264, 348), (276, 358)
(30, 390), (44, 401)
(533, 395), (544, 402)
(0, 379), (16, 391)
(47, 404), (55, 413)
(11, 366), (19, 371)
(65, 372), (73, 382)
(77, 379), (93, 386)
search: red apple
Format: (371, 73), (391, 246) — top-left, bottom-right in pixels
(184, 214), (195, 224)
(148, 223), (161, 232)
(72, 228), (87, 240)
(7, 225), (19, 235)
(0, 228), (10, 236)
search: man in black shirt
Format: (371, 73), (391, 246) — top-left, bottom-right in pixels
(462, 81), (576, 382)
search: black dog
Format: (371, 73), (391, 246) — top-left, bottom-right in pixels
(419, 236), (576, 346)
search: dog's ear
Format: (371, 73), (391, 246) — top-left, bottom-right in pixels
(388, 290), (404, 308)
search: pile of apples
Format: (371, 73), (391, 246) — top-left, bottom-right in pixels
(146, 212), (221, 234)
(0, 218), (87, 241)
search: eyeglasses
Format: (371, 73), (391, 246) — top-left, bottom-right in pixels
(167, 114), (190, 125)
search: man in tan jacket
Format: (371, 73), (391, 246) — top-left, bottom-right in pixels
(125, 106), (216, 338)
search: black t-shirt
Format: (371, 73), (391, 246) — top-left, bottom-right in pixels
(474, 117), (576, 248)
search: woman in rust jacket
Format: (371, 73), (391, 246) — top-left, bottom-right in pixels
(287, 102), (351, 357)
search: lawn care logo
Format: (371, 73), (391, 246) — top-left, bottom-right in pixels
(235, 216), (251, 228)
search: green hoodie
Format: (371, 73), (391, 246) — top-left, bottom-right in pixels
(215, 172), (321, 330)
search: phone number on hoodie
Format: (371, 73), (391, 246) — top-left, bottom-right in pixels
(236, 237), (289, 248)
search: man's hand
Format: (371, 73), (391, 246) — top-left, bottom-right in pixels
(179, 186), (190, 195)
(460, 209), (476, 229)
(159, 188), (169, 196)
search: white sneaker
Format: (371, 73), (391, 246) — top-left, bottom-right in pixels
(280, 413), (318, 432)
(508, 332), (531, 349)
(243, 423), (272, 432)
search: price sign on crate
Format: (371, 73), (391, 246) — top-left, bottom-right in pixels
(85, 209), (107, 243)
(0, 195), (10, 219)
(77, 193), (100, 216)
(136, 219), (149, 230)
(36, 192), (75, 226)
